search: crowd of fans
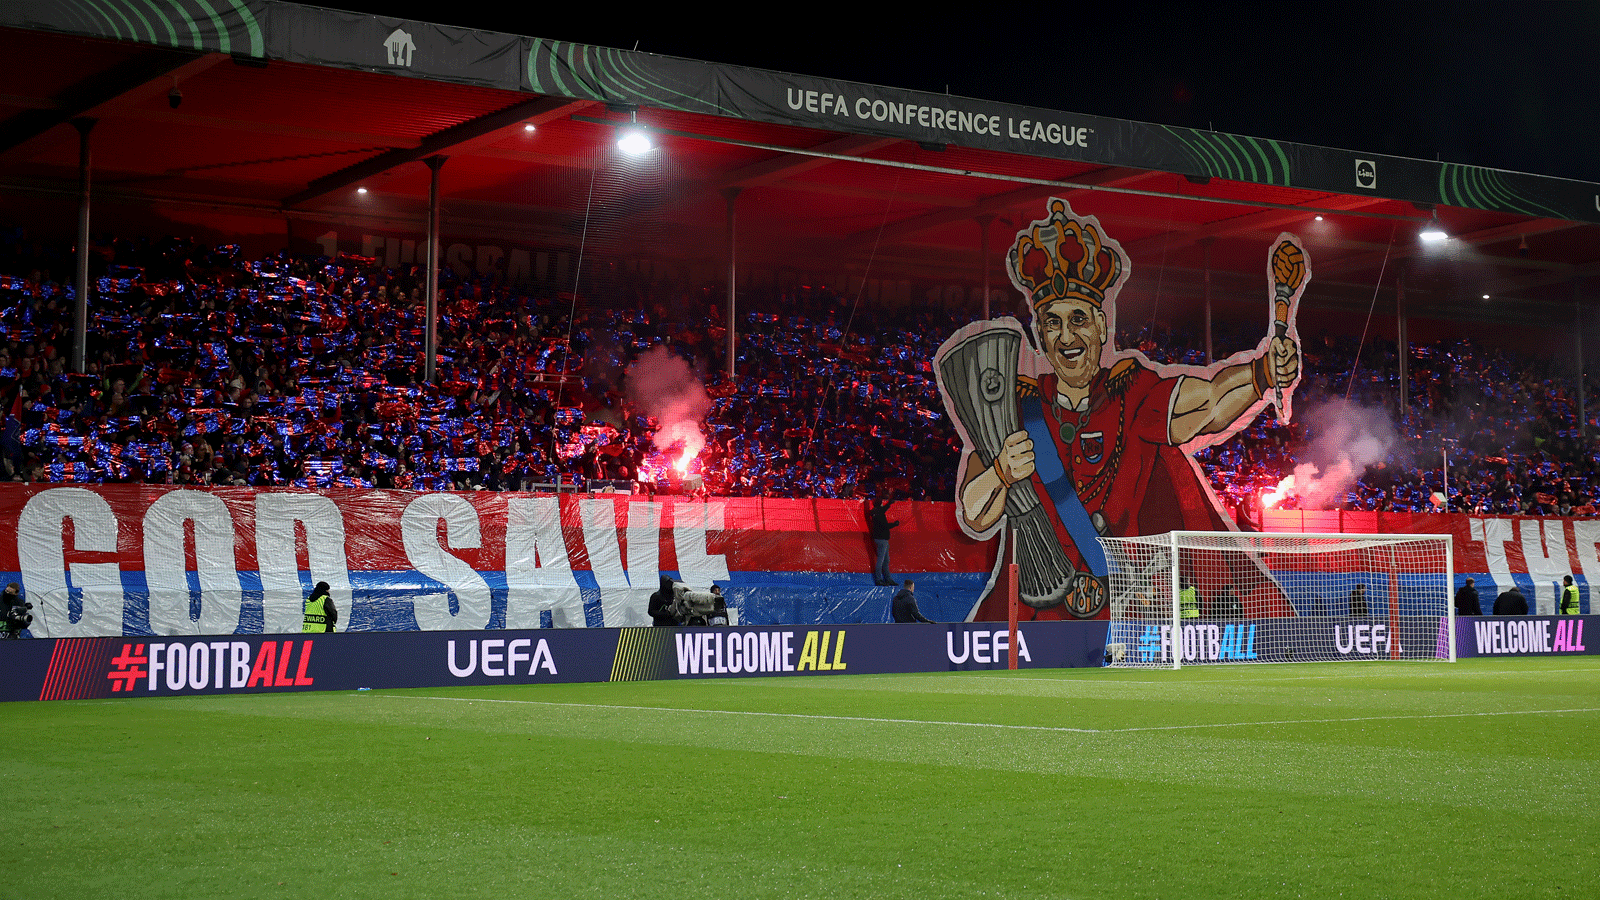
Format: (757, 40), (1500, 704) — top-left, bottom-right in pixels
(0, 228), (1595, 517)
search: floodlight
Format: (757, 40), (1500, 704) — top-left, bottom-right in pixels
(617, 111), (653, 155)
(1419, 213), (1447, 242)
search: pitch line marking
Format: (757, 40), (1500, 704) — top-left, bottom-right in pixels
(382, 694), (1600, 735)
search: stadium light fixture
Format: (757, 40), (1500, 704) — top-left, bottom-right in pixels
(616, 111), (653, 156)
(356, 186), (368, 195)
(523, 123), (536, 133)
(1419, 212), (1447, 242)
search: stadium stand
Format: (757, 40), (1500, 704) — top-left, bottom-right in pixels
(1, 227), (1596, 517)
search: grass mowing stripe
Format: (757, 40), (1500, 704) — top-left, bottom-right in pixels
(385, 692), (1600, 735)
(385, 693), (1105, 732)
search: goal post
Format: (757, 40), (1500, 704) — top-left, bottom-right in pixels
(1101, 531), (1454, 668)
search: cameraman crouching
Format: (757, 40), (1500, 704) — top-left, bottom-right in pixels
(2, 582), (32, 639)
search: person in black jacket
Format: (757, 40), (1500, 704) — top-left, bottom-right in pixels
(867, 492), (900, 586)
(1454, 578), (1482, 616)
(648, 575), (680, 626)
(1348, 583), (1367, 617)
(1493, 585), (1528, 615)
(891, 580), (934, 623)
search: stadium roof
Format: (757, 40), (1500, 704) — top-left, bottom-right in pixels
(2, 1), (1598, 330)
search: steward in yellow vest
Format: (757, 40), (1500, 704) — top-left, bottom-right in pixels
(1179, 583), (1200, 619)
(303, 582), (336, 633)
(1561, 577), (1581, 615)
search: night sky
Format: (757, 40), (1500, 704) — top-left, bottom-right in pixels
(325, 2), (1600, 185)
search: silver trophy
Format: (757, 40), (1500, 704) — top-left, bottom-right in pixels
(939, 328), (1083, 610)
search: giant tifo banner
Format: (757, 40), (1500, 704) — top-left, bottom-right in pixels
(0, 484), (993, 638)
(934, 199), (1309, 623)
(0, 621), (1109, 702)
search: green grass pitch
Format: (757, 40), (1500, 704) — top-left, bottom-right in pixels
(8, 657), (1597, 899)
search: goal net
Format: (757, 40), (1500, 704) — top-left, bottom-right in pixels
(1100, 531), (1454, 668)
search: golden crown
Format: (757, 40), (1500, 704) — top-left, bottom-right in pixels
(1006, 199), (1128, 312)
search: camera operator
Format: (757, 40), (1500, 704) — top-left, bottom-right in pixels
(648, 575), (681, 627)
(707, 585), (729, 627)
(2, 582), (33, 639)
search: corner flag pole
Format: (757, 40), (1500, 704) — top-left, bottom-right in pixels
(1008, 524), (1019, 670)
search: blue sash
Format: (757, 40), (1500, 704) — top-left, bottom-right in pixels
(1021, 398), (1109, 577)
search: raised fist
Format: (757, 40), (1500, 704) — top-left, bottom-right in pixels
(1271, 240), (1307, 299)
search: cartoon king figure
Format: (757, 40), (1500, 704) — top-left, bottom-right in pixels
(935, 199), (1307, 620)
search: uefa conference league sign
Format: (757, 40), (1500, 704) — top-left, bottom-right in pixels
(5, 1), (1598, 223)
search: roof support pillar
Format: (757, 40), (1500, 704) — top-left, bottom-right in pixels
(976, 215), (995, 320)
(724, 187), (740, 380)
(72, 118), (95, 375)
(424, 155), (446, 385)
(1397, 270), (1409, 420)
(1576, 281), (1586, 439)
(1202, 238), (1214, 365)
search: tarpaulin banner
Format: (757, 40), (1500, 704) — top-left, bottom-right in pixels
(0, 620), (1110, 701)
(0, 484), (991, 637)
(1264, 509), (1600, 616)
(4, 484), (1595, 637)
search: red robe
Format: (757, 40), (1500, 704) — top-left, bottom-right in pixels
(973, 360), (1231, 622)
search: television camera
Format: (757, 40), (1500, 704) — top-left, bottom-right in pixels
(670, 582), (727, 626)
(2, 599), (32, 639)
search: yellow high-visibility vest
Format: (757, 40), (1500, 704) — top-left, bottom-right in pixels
(1179, 586), (1200, 619)
(303, 594), (331, 633)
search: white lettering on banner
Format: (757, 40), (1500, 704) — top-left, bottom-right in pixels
(255, 493), (352, 634)
(946, 629), (1032, 664)
(505, 497), (584, 629)
(144, 640), (296, 691)
(620, 501), (662, 628)
(1334, 623), (1399, 656)
(770, 91), (1027, 141)
(402, 494), (491, 631)
(1006, 117), (1091, 148)
(1469, 517), (1516, 599)
(580, 498), (633, 626)
(17, 487), (122, 638)
(674, 502), (731, 597)
(446, 638), (557, 677)
(230, 641), (250, 686)
(1572, 521), (1600, 600)
(13, 488), (730, 636)
(675, 631), (795, 674)
(784, 88), (850, 117)
(144, 491), (244, 636)
(1148, 624), (1258, 662)
(1518, 519), (1570, 615)
(1471, 619), (1557, 655)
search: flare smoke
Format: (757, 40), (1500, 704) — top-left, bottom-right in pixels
(1263, 399), (1399, 509)
(625, 346), (711, 471)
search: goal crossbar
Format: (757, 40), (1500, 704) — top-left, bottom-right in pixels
(1101, 531), (1454, 668)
